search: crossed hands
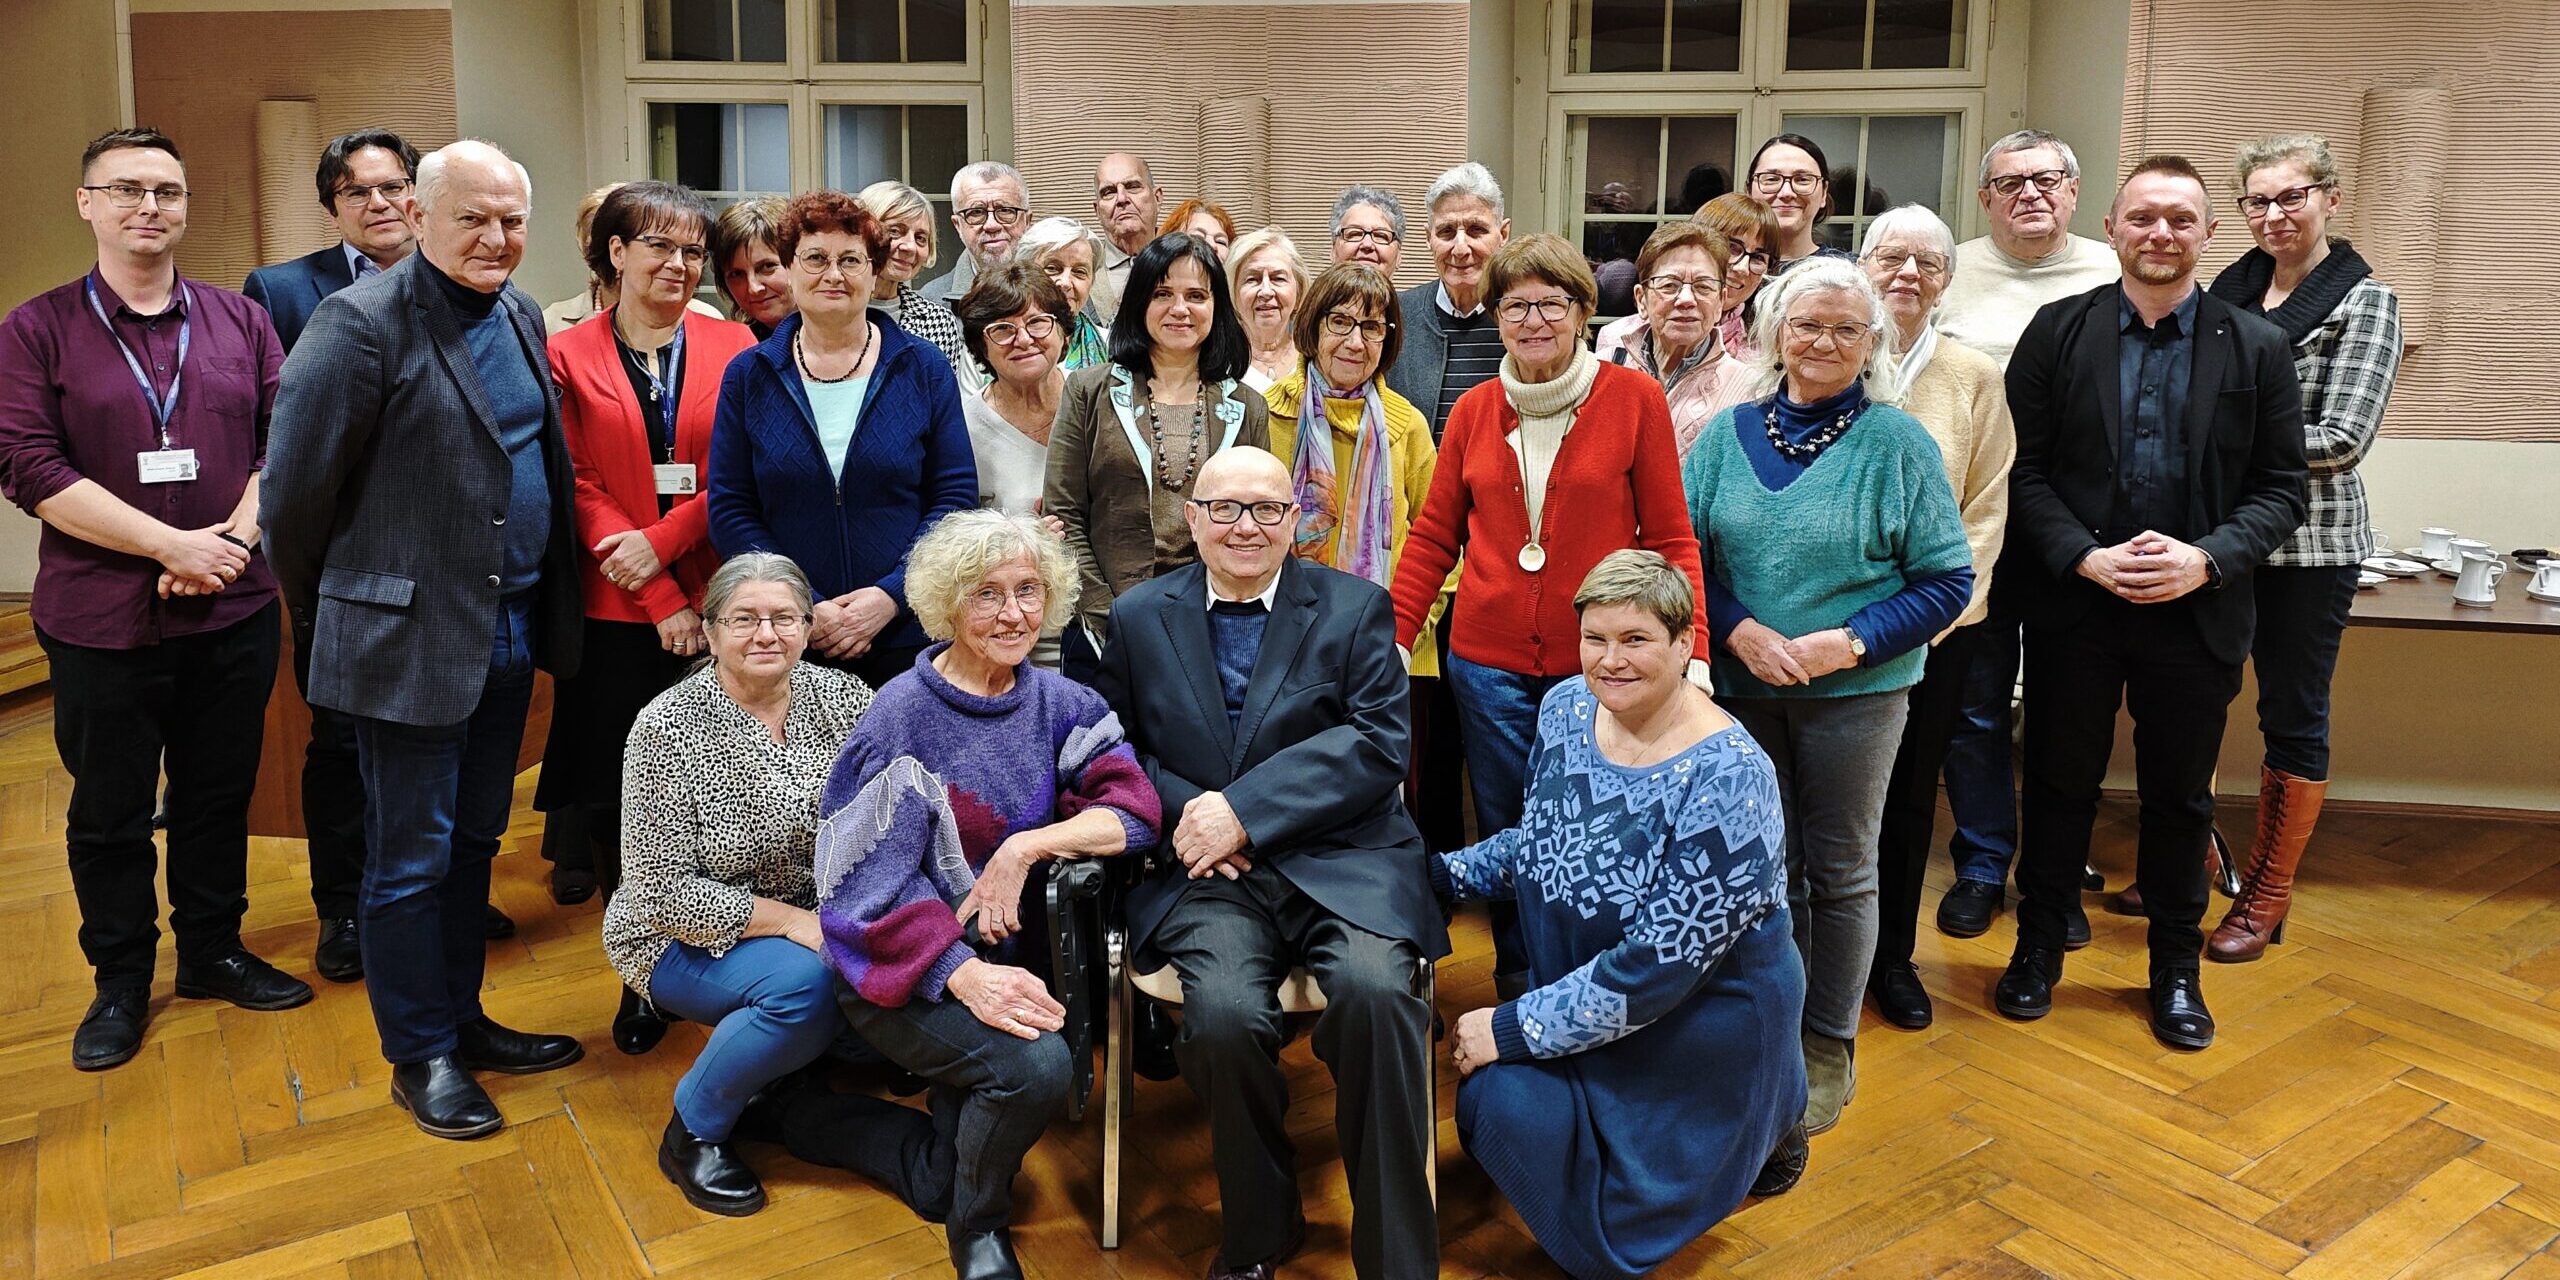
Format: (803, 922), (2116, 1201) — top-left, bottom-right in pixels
(1173, 791), (1253, 881)
(810, 587), (897, 660)
(1724, 618), (1858, 688)
(155, 523), (253, 599)
(2078, 531), (2210, 604)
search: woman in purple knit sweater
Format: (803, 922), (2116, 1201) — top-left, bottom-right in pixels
(812, 508), (1160, 1280)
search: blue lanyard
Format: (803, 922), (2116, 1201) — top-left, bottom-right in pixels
(84, 277), (190, 448)
(630, 323), (685, 457)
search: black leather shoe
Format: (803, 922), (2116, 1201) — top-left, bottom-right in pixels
(950, 1227), (1024, 1280)
(550, 865), (596, 906)
(1936, 880), (2003, 938)
(2064, 901), (2093, 951)
(613, 988), (670, 1055)
(175, 950), (315, 1011)
(314, 918), (363, 983)
(1205, 1216), (1304, 1280)
(1750, 1122), (1809, 1197)
(391, 1055), (503, 1139)
(1134, 1002), (1180, 1083)
(2150, 973), (2216, 1050)
(1995, 945), (2062, 1020)
(483, 904), (516, 940)
(1869, 962), (1933, 1029)
(454, 1016), (584, 1074)
(72, 988), (149, 1071)
(659, 1112), (765, 1216)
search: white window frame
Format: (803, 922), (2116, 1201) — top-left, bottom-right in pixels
(1549, 0), (1992, 93)
(621, 0), (982, 83)
(1761, 91), (1984, 246)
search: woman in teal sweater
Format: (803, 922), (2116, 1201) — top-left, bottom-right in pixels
(1681, 257), (1971, 1139)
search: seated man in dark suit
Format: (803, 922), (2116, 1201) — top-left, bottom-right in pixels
(1094, 446), (1448, 1280)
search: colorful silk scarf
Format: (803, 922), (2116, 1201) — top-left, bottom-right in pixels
(1290, 377), (1396, 584)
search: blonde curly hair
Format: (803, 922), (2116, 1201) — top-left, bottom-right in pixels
(902, 509), (1081, 642)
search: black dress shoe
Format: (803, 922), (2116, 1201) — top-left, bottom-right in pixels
(1750, 1122), (1809, 1197)
(175, 951), (315, 1011)
(1869, 962), (1934, 1029)
(2150, 973), (2216, 1050)
(659, 1112), (766, 1216)
(2064, 901), (2093, 950)
(483, 904), (517, 940)
(950, 1227), (1024, 1280)
(1134, 1002), (1180, 1082)
(314, 918), (363, 983)
(391, 1055), (503, 1139)
(550, 865), (596, 906)
(1205, 1216), (1304, 1280)
(454, 1016), (584, 1074)
(1936, 880), (2003, 938)
(613, 988), (670, 1056)
(72, 988), (149, 1071)
(1995, 945), (2062, 1020)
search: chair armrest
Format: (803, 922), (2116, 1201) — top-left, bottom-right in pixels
(1046, 858), (1109, 1122)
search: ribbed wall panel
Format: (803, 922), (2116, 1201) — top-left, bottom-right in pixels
(2123, 0), (2560, 441)
(1010, 4), (1470, 293)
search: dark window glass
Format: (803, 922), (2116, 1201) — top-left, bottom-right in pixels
(1668, 0), (1745, 71)
(646, 0), (784, 63)
(1872, 0), (1963, 68)
(1786, 0), (1866, 70)
(825, 0), (969, 63)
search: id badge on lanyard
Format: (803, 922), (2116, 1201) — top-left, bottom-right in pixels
(641, 326), (690, 495)
(85, 279), (198, 485)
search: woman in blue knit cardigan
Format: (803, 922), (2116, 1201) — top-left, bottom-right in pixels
(708, 190), (979, 690)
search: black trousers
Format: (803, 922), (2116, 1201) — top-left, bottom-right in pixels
(2250, 565), (2358, 780)
(835, 988), (1072, 1232)
(39, 600), (280, 991)
(1873, 621), (1990, 970)
(1151, 862), (1438, 1279)
(2017, 598), (2243, 977)
(290, 618), (367, 919)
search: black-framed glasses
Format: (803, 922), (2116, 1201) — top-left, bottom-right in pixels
(2237, 182), (2335, 217)
(82, 183), (188, 210)
(713, 612), (811, 638)
(1320, 312), (1392, 342)
(984, 314), (1061, 346)
(632, 234), (709, 266)
(794, 250), (871, 277)
(1783, 318), (1876, 347)
(1189, 498), (1295, 526)
(1862, 248), (1951, 279)
(1334, 227), (1399, 247)
(1724, 240), (1777, 274)
(1496, 297), (1574, 325)
(334, 179), (412, 206)
(956, 203), (1028, 227)
(1640, 274), (1722, 300)
(1986, 169), (2072, 200)
(1749, 171), (1823, 195)
(963, 582), (1048, 617)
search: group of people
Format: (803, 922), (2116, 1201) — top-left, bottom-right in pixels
(0, 115), (2399, 1280)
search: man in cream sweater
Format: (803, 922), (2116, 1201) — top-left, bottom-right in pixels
(1929, 129), (2122, 943)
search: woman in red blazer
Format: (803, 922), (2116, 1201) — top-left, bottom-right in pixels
(536, 182), (758, 1046)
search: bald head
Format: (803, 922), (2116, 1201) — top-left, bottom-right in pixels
(1095, 151), (1161, 254)
(412, 140), (531, 292)
(1195, 446), (1290, 500)
(1186, 446), (1297, 596)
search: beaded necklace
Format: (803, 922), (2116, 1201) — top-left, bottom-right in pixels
(1148, 397), (1207, 489)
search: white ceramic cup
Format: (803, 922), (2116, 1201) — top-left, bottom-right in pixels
(2449, 538), (2503, 576)
(2531, 559), (2560, 596)
(2454, 551), (2504, 607)
(2420, 527), (2458, 560)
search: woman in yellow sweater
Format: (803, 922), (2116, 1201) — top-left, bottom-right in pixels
(1264, 261), (1441, 687)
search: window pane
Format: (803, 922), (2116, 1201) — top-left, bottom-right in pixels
(1787, 0), (1967, 69)
(1582, 222), (1653, 316)
(1778, 112), (1955, 253)
(1579, 115), (1665, 218)
(1873, 0), (1964, 68)
(648, 102), (789, 200)
(823, 0), (969, 64)
(1786, 0), (1865, 70)
(825, 0), (897, 61)
(1668, 0), (1744, 72)
(824, 105), (899, 189)
(907, 105), (969, 201)
(645, 0), (784, 63)
(1665, 116), (1738, 214)
(907, 0), (967, 62)
(824, 104), (972, 278)
(1576, 0), (1665, 73)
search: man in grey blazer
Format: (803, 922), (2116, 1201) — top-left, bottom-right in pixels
(264, 140), (585, 1140)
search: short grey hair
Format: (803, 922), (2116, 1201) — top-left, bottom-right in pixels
(1013, 215), (1112, 314)
(1977, 129), (2081, 189)
(1573, 549), (1696, 639)
(2234, 132), (2338, 188)
(1225, 225), (1307, 299)
(702, 552), (814, 629)
(1330, 185), (1406, 242)
(415, 139), (532, 215)
(903, 509), (1081, 642)
(1860, 204), (1959, 267)
(1749, 257), (1903, 402)
(950, 160), (1027, 207)
(857, 180), (934, 229)
(1424, 163), (1504, 221)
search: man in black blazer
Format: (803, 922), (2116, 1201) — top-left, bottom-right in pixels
(1094, 447), (1448, 1280)
(1997, 155), (2307, 1051)
(264, 140), (586, 1140)
(240, 128), (420, 982)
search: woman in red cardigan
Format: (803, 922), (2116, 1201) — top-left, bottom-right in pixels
(538, 181), (758, 1045)
(1389, 233), (1705, 996)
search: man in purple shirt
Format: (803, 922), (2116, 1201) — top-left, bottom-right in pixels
(0, 126), (314, 1071)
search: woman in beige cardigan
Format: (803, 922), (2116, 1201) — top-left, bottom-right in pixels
(1859, 204), (2017, 1031)
(1042, 232), (1269, 680)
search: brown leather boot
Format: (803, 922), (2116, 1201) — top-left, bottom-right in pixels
(2208, 766), (2327, 962)
(2106, 833), (2227, 917)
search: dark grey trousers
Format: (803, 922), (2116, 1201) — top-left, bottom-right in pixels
(1151, 862), (1438, 1279)
(828, 987), (1072, 1232)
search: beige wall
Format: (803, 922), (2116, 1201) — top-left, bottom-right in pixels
(2020, 0), (2125, 240)
(453, 0), (595, 306)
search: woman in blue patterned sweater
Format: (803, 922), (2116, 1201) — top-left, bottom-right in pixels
(1437, 550), (1809, 1280)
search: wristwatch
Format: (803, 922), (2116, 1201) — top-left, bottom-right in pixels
(1841, 624), (1868, 661)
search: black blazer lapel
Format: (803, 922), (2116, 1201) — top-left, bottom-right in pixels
(2086, 288), (2125, 461)
(313, 246), (355, 303)
(2180, 298), (2235, 483)
(1156, 567), (1239, 766)
(1230, 562), (1316, 774)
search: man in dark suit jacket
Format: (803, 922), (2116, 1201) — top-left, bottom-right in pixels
(1094, 447), (1448, 1280)
(1997, 155), (2307, 1051)
(264, 141), (586, 1141)
(240, 128), (421, 982)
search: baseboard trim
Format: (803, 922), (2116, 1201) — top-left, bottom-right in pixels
(2102, 786), (2560, 825)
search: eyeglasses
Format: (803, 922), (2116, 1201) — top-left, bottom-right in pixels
(983, 314), (1061, 346)
(82, 183), (189, 210)
(964, 581), (1048, 617)
(794, 250), (871, 277)
(1783, 318), (1875, 347)
(1334, 227), (1399, 247)
(333, 179), (412, 206)
(714, 612), (811, 638)
(2237, 182), (2335, 217)
(1986, 169), (2072, 200)
(1639, 275), (1722, 300)
(1189, 498), (1295, 526)
(1496, 297), (1575, 325)
(1724, 240), (1776, 274)
(1321, 312), (1392, 342)
(956, 204), (1028, 227)
(632, 234), (709, 266)
(1862, 247), (1950, 279)
(1749, 171), (1824, 195)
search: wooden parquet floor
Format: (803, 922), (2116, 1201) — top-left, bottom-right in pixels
(4, 692), (2560, 1280)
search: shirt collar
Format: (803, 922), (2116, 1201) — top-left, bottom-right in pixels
(2120, 286), (2199, 336)
(1435, 282), (1484, 319)
(342, 241), (384, 282)
(88, 266), (186, 321)
(1204, 564), (1284, 612)
(1105, 241), (1136, 270)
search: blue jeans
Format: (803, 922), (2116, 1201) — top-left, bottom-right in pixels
(1445, 654), (1568, 980)
(1940, 621), (2020, 886)
(649, 937), (842, 1142)
(351, 600), (536, 1065)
